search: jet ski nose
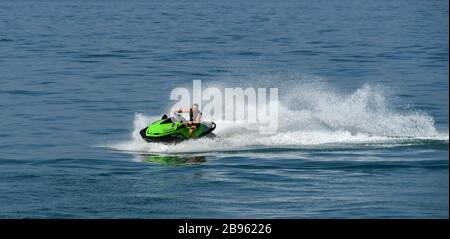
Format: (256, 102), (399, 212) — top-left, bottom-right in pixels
(139, 127), (148, 139)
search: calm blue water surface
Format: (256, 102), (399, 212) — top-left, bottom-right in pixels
(0, 0), (448, 218)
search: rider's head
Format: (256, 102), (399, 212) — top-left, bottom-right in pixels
(192, 103), (199, 112)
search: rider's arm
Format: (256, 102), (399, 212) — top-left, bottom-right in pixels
(172, 108), (189, 114)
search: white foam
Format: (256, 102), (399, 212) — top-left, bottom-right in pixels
(103, 78), (448, 154)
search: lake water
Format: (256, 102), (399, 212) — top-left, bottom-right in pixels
(0, 0), (448, 218)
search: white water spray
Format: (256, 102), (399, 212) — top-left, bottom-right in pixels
(105, 77), (448, 154)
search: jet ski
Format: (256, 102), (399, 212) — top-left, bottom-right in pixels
(139, 113), (216, 143)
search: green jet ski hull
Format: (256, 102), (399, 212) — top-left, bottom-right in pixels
(139, 114), (216, 143)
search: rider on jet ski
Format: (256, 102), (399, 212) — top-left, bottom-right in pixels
(140, 103), (215, 143)
(173, 103), (202, 138)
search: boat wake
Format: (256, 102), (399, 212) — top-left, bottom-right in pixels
(103, 78), (448, 154)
